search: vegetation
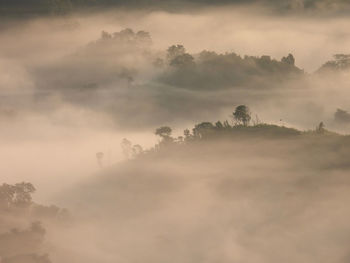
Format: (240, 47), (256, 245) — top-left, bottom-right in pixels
(0, 182), (68, 263)
(318, 54), (350, 72)
(157, 47), (303, 90)
(117, 105), (348, 158)
(233, 105), (251, 126)
(0, 182), (35, 209)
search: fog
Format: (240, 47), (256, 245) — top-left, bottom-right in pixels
(1, 3), (350, 263)
(42, 138), (350, 262)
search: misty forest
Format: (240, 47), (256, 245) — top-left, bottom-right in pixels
(2, 1), (350, 262)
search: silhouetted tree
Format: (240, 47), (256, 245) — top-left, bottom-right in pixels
(316, 122), (325, 133)
(281, 53), (295, 66)
(193, 122), (215, 138)
(155, 126), (173, 146)
(233, 105), (251, 126)
(155, 126), (172, 138)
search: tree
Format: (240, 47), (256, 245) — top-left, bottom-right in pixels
(193, 122), (215, 138)
(12, 183), (36, 207)
(101, 30), (112, 40)
(183, 129), (193, 141)
(184, 129), (191, 138)
(169, 53), (195, 67)
(155, 127), (173, 147)
(233, 105), (251, 126)
(166, 45), (186, 62)
(0, 183), (36, 209)
(155, 126), (172, 138)
(0, 184), (15, 209)
(121, 138), (133, 159)
(281, 53), (295, 66)
(332, 54), (350, 69)
(316, 122), (325, 133)
(135, 31), (152, 45)
(318, 54), (350, 72)
(166, 45), (195, 68)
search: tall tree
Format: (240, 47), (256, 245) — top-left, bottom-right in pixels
(233, 105), (251, 126)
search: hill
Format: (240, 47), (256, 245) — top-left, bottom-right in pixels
(59, 119), (350, 262)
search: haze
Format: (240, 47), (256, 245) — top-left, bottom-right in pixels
(1, 1), (350, 263)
